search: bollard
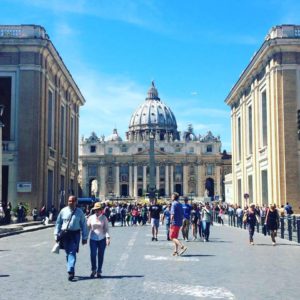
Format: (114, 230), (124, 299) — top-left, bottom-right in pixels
(280, 217), (284, 239)
(293, 215), (296, 232)
(287, 216), (292, 241)
(297, 217), (300, 244)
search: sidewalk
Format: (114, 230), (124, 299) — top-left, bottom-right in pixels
(0, 221), (54, 238)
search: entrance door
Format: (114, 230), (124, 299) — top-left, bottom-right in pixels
(121, 184), (128, 197)
(2, 166), (8, 208)
(175, 184), (182, 196)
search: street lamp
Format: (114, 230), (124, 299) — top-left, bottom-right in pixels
(0, 104), (5, 207)
(148, 131), (156, 201)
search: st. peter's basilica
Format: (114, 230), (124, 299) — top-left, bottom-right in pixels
(79, 82), (231, 201)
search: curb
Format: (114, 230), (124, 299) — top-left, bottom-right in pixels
(0, 224), (55, 238)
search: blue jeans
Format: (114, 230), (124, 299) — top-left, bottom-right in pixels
(63, 231), (80, 274)
(90, 238), (106, 273)
(202, 221), (211, 241)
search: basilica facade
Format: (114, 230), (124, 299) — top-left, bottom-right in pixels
(79, 82), (231, 201)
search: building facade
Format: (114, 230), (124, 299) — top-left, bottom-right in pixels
(0, 25), (85, 210)
(79, 82), (231, 201)
(225, 25), (300, 211)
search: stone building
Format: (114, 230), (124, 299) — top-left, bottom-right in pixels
(0, 25), (85, 210)
(225, 25), (300, 210)
(79, 82), (231, 201)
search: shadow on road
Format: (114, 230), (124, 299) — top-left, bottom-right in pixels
(254, 243), (300, 247)
(0, 275), (10, 277)
(0, 249), (11, 252)
(182, 254), (215, 257)
(76, 275), (144, 281)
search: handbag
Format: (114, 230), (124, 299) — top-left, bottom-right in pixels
(51, 242), (60, 254)
(56, 208), (77, 250)
(242, 213), (248, 223)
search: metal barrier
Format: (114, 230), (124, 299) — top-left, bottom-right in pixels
(227, 214), (300, 243)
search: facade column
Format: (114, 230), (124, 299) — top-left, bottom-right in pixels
(114, 164), (120, 197)
(156, 165), (160, 192)
(165, 165), (169, 196)
(129, 165), (133, 197)
(143, 165), (147, 193)
(82, 164), (89, 197)
(99, 164), (106, 199)
(215, 165), (221, 198)
(133, 165), (138, 198)
(197, 163), (201, 197)
(170, 165), (174, 194)
(183, 164), (189, 196)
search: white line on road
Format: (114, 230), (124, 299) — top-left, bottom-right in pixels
(144, 254), (201, 262)
(30, 241), (48, 248)
(144, 281), (236, 299)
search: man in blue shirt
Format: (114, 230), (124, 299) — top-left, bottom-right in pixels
(170, 193), (187, 256)
(182, 197), (192, 241)
(55, 195), (88, 281)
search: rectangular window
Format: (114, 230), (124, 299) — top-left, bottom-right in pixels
(0, 77), (12, 140)
(261, 170), (268, 205)
(121, 145), (127, 152)
(207, 164), (213, 175)
(60, 105), (66, 156)
(189, 147), (194, 153)
(47, 90), (55, 147)
(206, 145), (212, 153)
(261, 91), (268, 147)
(108, 147), (113, 154)
(88, 165), (98, 177)
(160, 147), (165, 152)
(237, 117), (241, 160)
(90, 145), (96, 153)
(248, 105), (253, 155)
(138, 147), (142, 152)
(70, 116), (75, 161)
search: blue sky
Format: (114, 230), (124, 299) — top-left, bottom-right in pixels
(2, 0), (300, 151)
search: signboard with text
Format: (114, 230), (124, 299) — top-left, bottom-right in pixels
(17, 182), (32, 193)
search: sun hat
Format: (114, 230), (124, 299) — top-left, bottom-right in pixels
(92, 202), (102, 211)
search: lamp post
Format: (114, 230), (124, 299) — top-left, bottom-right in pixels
(148, 131), (156, 201)
(0, 104), (5, 207)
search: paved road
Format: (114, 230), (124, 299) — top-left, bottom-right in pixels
(0, 222), (299, 300)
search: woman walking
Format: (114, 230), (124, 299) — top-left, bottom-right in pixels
(190, 204), (200, 241)
(87, 202), (110, 278)
(265, 204), (279, 246)
(244, 203), (257, 245)
(202, 202), (213, 242)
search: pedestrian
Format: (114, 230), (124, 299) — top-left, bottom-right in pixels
(169, 192), (187, 256)
(32, 207), (38, 221)
(190, 203), (200, 241)
(181, 197), (192, 241)
(17, 203), (25, 223)
(110, 204), (117, 227)
(54, 195), (88, 281)
(120, 205), (127, 226)
(236, 205), (243, 228)
(5, 201), (12, 224)
(148, 198), (162, 241)
(87, 202), (110, 278)
(162, 203), (171, 241)
(284, 202), (293, 215)
(141, 204), (148, 225)
(202, 202), (213, 242)
(265, 204), (280, 246)
(244, 203), (257, 245)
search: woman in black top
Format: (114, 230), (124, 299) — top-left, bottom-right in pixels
(265, 204), (279, 246)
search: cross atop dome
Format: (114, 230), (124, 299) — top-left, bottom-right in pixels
(146, 80), (160, 101)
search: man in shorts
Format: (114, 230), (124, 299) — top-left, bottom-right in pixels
(148, 198), (162, 241)
(170, 193), (187, 256)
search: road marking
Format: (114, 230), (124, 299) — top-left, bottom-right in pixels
(144, 281), (235, 299)
(30, 241), (48, 248)
(0, 254), (12, 259)
(144, 254), (201, 262)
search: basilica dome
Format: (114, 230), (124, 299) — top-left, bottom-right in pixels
(127, 82), (179, 142)
(106, 128), (122, 142)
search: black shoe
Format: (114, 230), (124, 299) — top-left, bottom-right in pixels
(90, 271), (96, 278)
(152, 237), (155, 241)
(97, 272), (102, 278)
(68, 272), (74, 281)
(155, 238), (158, 241)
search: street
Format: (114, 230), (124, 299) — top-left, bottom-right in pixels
(0, 223), (299, 300)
